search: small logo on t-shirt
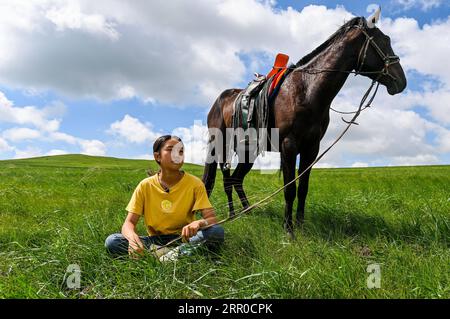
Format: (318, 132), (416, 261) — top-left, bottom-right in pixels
(161, 199), (173, 212)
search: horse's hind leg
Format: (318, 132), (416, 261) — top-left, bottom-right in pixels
(219, 162), (235, 217)
(296, 143), (320, 226)
(281, 137), (298, 239)
(231, 161), (254, 210)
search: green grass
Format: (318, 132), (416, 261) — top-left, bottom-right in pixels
(0, 154), (449, 298)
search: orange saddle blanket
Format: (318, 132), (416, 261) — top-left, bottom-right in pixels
(266, 53), (289, 96)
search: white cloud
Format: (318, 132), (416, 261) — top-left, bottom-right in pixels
(352, 162), (369, 168)
(314, 162), (337, 169)
(394, 0), (442, 11)
(0, 90), (108, 158)
(2, 127), (41, 142)
(0, 136), (13, 153)
(380, 17), (450, 91)
(6, 132), (107, 158)
(0, 92), (63, 132)
(46, 149), (69, 156)
(79, 139), (106, 156)
(45, 1), (120, 40)
(6, 146), (67, 159)
(108, 114), (161, 144)
(0, 1), (354, 105)
(47, 131), (78, 144)
(408, 89), (450, 126)
(13, 146), (42, 159)
(133, 154), (153, 160)
(117, 85), (136, 99)
(253, 151), (281, 170)
(435, 128), (450, 153)
(390, 154), (440, 166)
(0, 91), (13, 107)
(41, 130), (105, 156)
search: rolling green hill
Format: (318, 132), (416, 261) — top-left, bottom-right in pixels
(0, 155), (449, 298)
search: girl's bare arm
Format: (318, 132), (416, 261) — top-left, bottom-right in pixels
(121, 213), (144, 253)
(181, 207), (218, 241)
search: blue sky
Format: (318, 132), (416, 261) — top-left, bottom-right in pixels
(0, 0), (449, 168)
(277, 0), (450, 26)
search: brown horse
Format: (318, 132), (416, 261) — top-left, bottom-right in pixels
(202, 15), (407, 237)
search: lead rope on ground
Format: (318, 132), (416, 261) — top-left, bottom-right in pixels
(154, 77), (381, 252)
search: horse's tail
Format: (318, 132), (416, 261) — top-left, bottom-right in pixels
(202, 136), (218, 197)
(202, 92), (224, 197)
(203, 88), (237, 195)
(278, 152), (283, 179)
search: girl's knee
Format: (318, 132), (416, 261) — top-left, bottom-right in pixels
(105, 233), (128, 256)
(204, 224), (225, 244)
(105, 233), (119, 249)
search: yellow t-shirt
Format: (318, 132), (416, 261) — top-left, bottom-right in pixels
(125, 172), (213, 236)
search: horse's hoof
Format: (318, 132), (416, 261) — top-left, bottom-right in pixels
(284, 223), (295, 241)
(295, 219), (305, 229)
(286, 231), (296, 241)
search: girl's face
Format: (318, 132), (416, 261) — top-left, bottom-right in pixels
(155, 138), (184, 170)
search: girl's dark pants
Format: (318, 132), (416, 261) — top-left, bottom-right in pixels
(105, 224), (224, 257)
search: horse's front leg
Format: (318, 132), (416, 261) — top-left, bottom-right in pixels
(297, 142), (320, 226)
(281, 137), (298, 239)
(232, 162), (254, 209)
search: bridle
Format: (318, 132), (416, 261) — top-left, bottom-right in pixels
(300, 18), (401, 81)
(355, 20), (401, 82)
(298, 18), (401, 115)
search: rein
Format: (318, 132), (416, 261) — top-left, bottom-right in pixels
(301, 21), (400, 115)
(151, 21), (396, 254)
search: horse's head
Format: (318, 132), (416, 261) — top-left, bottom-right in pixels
(354, 9), (407, 95)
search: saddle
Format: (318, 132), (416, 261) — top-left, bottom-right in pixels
(231, 53), (292, 152)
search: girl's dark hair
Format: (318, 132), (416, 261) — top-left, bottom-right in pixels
(152, 135), (183, 165)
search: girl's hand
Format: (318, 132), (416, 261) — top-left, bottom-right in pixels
(128, 243), (145, 259)
(181, 220), (206, 242)
(122, 213), (145, 259)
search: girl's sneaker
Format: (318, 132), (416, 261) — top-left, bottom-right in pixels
(149, 244), (171, 259)
(159, 246), (181, 262)
(158, 243), (201, 262)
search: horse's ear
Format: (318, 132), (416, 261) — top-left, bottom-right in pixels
(360, 17), (368, 28)
(367, 6), (381, 28)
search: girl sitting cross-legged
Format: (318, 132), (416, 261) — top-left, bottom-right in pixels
(105, 135), (224, 261)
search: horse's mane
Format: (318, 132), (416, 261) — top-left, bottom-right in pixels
(295, 17), (363, 67)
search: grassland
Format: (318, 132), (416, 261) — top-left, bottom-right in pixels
(0, 154), (449, 298)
